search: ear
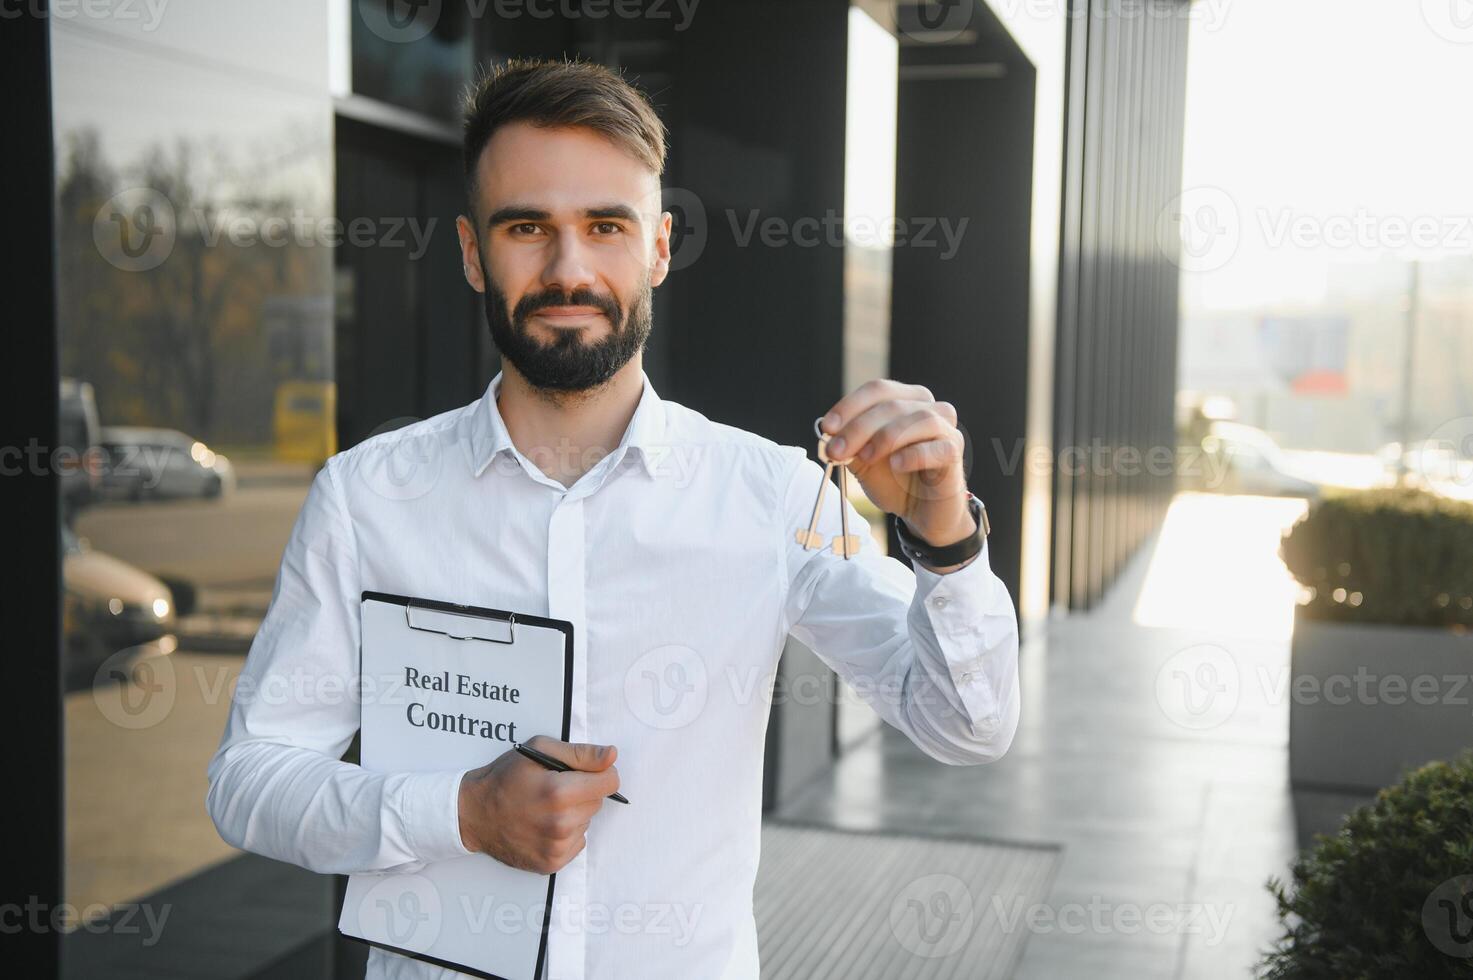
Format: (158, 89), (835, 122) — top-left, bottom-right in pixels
(650, 209), (673, 289)
(455, 214), (486, 293)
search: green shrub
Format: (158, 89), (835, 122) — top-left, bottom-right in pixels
(1261, 754), (1473, 978)
(1279, 487), (1473, 628)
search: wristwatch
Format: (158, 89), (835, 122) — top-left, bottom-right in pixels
(891, 492), (989, 568)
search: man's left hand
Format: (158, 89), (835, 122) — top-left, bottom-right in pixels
(819, 379), (975, 548)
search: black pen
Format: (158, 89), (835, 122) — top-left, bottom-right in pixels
(513, 741), (629, 804)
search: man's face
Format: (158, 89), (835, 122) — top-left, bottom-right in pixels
(456, 122), (672, 393)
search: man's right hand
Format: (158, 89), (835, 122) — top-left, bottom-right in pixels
(456, 735), (620, 874)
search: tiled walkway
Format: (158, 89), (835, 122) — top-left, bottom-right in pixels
(777, 493), (1313, 979)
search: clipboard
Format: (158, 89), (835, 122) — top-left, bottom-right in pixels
(338, 591), (575, 980)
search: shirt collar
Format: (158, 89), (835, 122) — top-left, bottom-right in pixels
(469, 368), (667, 481)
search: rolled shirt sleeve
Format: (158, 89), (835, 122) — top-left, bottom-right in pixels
(779, 451), (1021, 765)
(205, 459), (476, 875)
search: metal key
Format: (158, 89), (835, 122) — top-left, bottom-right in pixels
(831, 462), (862, 559)
(795, 426), (836, 551)
(795, 417), (863, 560)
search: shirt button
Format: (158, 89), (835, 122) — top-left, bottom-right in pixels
(931, 595), (949, 610)
(958, 671), (972, 682)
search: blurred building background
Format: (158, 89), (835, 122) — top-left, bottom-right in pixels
(16, 0), (1470, 978)
(12, 1), (1192, 976)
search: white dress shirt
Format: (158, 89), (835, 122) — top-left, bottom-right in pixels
(206, 368), (1020, 980)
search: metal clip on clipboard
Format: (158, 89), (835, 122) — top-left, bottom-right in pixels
(403, 599), (517, 644)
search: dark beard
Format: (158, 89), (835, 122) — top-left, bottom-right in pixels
(482, 264), (653, 394)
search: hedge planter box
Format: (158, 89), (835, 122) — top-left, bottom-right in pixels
(1289, 607), (1473, 792)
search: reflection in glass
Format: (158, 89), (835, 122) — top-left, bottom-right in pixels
(50, 5), (335, 971)
(352, 0), (475, 121)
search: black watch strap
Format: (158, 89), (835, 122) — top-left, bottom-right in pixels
(892, 492), (989, 568)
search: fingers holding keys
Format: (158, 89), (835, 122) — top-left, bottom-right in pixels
(457, 735), (622, 875)
(819, 380), (950, 465)
(817, 379), (971, 541)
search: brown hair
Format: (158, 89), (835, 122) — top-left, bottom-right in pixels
(460, 57), (668, 210)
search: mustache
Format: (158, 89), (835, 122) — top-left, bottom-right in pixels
(514, 287), (622, 327)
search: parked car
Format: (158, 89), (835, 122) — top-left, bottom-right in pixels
(1377, 439), (1473, 493)
(62, 526), (177, 692)
(1200, 421), (1321, 497)
(99, 426), (236, 500)
(59, 377), (101, 513)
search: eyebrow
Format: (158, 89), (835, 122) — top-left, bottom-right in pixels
(486, 203), (643, 230)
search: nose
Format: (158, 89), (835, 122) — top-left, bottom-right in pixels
(539, 230), (599, 297)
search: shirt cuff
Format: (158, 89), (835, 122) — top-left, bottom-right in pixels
(911, 540), (1005, 733)
(401, 767), (478, 864)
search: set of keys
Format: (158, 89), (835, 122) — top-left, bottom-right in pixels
(795, 417), (864, 560)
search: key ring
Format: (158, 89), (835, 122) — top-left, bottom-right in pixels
(814, 416), (851, 466)
(801, 416), (861, 559)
